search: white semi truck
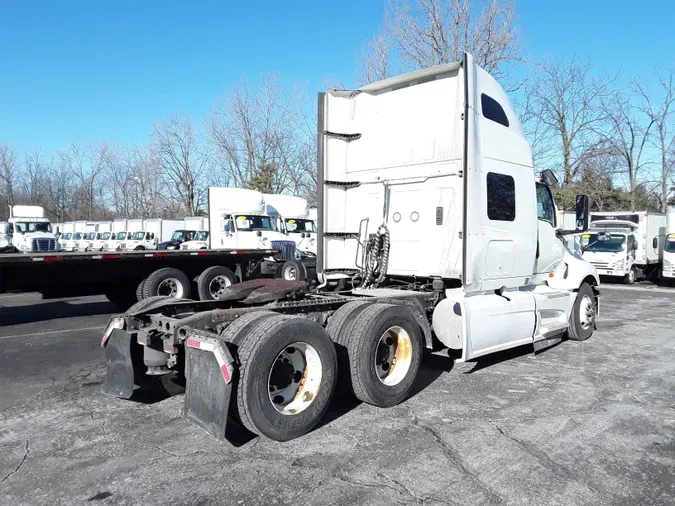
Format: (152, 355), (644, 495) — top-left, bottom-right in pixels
(106, 219), (130, 251)
(208, 187), (301, 276)
(264, 194), (317, 255)
(102, 54), (599, 444)
(4, 206), (60, 253)
(582, 211), (666, 283)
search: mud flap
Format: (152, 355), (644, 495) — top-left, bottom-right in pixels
(102, 329), (143, 399)
(183, 344), (234, 442)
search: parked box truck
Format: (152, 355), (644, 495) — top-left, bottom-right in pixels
(582, 211), (666, 283)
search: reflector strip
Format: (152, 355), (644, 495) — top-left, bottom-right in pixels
(185, 335), (232, 384)
(102, 254), (118, 259)
(101, 317), (125, 347)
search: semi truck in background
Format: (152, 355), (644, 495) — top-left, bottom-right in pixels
(582, 211), (666, 284)
(0, 222), (10, 252)
(208, 187), (302, 277)
(264, 194), (318, 255)
(102, 53), (600, 444)
(4, 206), (60, 253)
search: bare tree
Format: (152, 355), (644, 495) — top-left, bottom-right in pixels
(209, 75), (315, 198)
(60, 142), (111, 220)
(600, 90), (654, 211)
(356, 32), (393, 85)
(525, 57), (615, 186)
(0, 144), (18, 214)
(636, 70), (675, 211)
(151, 114), (207, 216)
(357, 0), (522, 85)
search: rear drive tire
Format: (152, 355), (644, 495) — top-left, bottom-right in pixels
(142, 268), (191, 299)
(279, 260), (306, 281)
(347, 303), (423, 407)
(325, 300), (375, 393)
(233, 315), (337, 441)
(196, 265), (236, 301)
(567, 283), (596, 341)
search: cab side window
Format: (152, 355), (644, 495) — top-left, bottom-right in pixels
(536, 183), (556, 227)
(223, 215), (234, 234)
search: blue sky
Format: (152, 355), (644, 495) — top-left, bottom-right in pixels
(0, 0), (673, 153)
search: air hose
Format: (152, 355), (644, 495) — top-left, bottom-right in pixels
(362, 224), (390, 288)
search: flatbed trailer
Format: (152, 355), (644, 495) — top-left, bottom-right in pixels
(0, 248), (276, 309)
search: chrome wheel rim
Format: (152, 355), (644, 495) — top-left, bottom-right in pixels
(284, 265), (297, 280)
(267, 342), (322, 415)
(374, 326), (413, 386)
(208, 275), (231, 299)
(157, 278), (183, 298)
(579, 295), (595, 330)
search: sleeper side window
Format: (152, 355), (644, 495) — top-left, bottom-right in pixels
(487, 172), (515, 221)
(481, 94), (510, 127)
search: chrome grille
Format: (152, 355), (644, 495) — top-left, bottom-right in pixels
(31, 238), (57, 251)
(271, 240), (297, 261)
(591, 261), (609, 268)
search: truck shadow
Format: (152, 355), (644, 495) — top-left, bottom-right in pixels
(315, 350), (455, 432)
(0, 299), (117, 326)
(464, 340), (564, 374)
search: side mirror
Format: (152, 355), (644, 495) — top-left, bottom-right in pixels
(256, 230), (262, 237)
(575, 195), (589, 232)
(633, 241), (638, 251)
(301, 232), (306, 238)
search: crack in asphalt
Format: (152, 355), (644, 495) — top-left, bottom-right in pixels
(405, 409), (506, 505)
(1, 440), (29, 483)
(487, 421), (602, 497)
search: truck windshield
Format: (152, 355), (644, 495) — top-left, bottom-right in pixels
(115, 232), (127, 240)
(101, 232), (111, 240)
(235, 215), (275, 231)
(171, 231), (188, 241)
(194, 231), (209, 241)
(132, 232), (145, 240)
(14, 222), (52, 233)
(665, 236), (675, 253)
(285, 219), (315, 233)
(84, 232), (96, 240)
(63, 233), (72, 240)
(583, 233), (626, 253)
(73, 232), (83, 240)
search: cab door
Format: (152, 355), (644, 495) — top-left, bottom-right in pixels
(220, 215), (236, 248)
(534, 183), (564, 274)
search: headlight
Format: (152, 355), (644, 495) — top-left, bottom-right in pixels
(613, 258), (624, 269)
(664, 259), (671, 269)
(19, 244), (31, 251)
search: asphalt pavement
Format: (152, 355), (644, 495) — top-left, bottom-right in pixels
(1, 286), (674, 505)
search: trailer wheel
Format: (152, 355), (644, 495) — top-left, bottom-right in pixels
(347, 303), (423, 407)
(196, 265), (236, 300)
(143, 268), (191, 299)
(325, 300), (375, 393)
(567, 283), (596, 341)
(279, 260), (305, 281)
(234, 315), (337, 441)
(135, 278), (147, 302)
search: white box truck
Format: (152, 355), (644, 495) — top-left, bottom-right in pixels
(103, 53), (600, 444)
(0, 221), (10, 252)
(661, 209), (675, 279)
(6, 205), (60, 253)
(71, 220), (87, 251)
(121, 219), (185, 251)
(60, 222), (76, 251)
(583, 211), (666, 283)
(106, 219), (130, 251)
